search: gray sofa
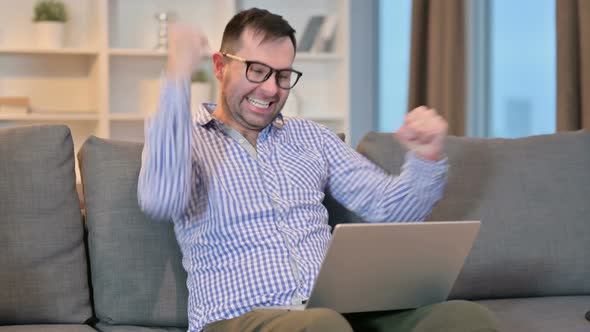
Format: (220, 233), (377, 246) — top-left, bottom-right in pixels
(1, 124), (588, 332)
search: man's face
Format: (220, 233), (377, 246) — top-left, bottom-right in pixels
(218, 29), (295, 134)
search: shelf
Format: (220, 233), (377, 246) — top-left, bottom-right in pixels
(107, 49), (341, 61)
(0, 112), (99, 121)
(0, 0), (350, 144)
(109, 113), (146, 121)
(109, 48), (167, 57)
(296, 52), (343, 61)
(0, 47), (99, 56)
(109, 48), (213, 58)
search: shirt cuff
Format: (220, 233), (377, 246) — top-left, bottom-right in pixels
(161, 73), (191, 100)
(403, 151), (448, 184)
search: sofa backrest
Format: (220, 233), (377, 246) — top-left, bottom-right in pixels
(336, 131), (590, 300)
(78, 136), (188, 328)
(76, 129), (590, 326)
(0, 125), (92, 324)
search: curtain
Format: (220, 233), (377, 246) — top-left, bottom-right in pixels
(408, 0), (466, 136)
(557, 0), (590, 131)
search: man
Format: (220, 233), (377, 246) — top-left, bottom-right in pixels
(138, 8), (499, 332)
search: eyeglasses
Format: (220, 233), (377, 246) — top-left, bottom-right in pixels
(222, 53), (303, 90)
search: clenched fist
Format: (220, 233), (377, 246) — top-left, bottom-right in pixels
(166, 24), (210, 80)
(396, 106), (448, 162)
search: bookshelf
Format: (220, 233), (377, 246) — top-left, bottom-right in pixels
(0, 0), (351, 180)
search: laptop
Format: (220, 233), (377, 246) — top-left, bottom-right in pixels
(253, 221), (480, 313)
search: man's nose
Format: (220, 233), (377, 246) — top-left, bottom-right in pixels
(258, 72), (279, 95)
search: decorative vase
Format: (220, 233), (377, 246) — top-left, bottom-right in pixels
(35, 22), (65, 48)
(191, 82), (211, 109)
(154, 11), (176, 52)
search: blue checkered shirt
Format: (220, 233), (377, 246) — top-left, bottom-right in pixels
(138, 79), (448, 331)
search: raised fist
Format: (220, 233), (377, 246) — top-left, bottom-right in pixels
(166, 24), (210, 80)
(396, 106), (448, 162)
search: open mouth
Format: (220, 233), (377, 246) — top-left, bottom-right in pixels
(247, 97), (273, 110)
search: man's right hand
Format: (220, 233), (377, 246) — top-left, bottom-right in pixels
(166, 24), (210, 80)
(396, 106), (448, 162)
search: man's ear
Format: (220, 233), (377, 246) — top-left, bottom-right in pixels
(212, 52), (226, 81)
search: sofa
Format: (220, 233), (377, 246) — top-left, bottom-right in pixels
(0, 124), (588, 332)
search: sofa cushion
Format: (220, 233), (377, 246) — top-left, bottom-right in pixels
(347, 131), (590, 299)
(94, 322), (186, 332)
(78, 136), (188, 328)
(0, 325), (97, 332)
(0, 125), (92, 324)
(476, 296), (590, 332)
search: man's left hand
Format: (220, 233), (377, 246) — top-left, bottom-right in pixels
(396, 106), (448, 162)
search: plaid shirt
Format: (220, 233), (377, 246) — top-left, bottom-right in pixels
(138, 79), (448, 331)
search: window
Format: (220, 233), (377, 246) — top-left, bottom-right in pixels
(378, 0), (556, 138)
(377, 0), (412, 132)
(485, 0), (556, 138)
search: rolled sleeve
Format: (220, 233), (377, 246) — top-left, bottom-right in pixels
(137, 77), (193, 221)
(324, 129), (448, 223)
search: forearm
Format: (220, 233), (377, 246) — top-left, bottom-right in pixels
(375, 152), (448, 222)
(137, 77), (193, 221)
(328, 144), (447, 223)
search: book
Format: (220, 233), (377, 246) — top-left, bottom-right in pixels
(0, 97), (30, 107)
(298, 15), (325, 52)
(0, 97), (30, 114)
(311, 15), (338, 53)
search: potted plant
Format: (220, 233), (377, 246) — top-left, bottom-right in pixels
(191, 69), (211, 108)
(32, 0), (68, 48)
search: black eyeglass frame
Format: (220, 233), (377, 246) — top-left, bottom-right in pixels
(222, 52), (303, 90)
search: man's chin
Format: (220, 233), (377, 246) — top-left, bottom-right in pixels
(242, 112), (279, 129)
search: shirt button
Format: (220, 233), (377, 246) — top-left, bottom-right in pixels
(238, 139), (245, 144)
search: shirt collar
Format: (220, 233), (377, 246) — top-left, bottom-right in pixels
(195, 103), (285, 131)
(195, 103), (217, 127)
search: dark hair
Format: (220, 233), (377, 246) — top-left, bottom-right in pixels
(219, 8), (296, 54)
